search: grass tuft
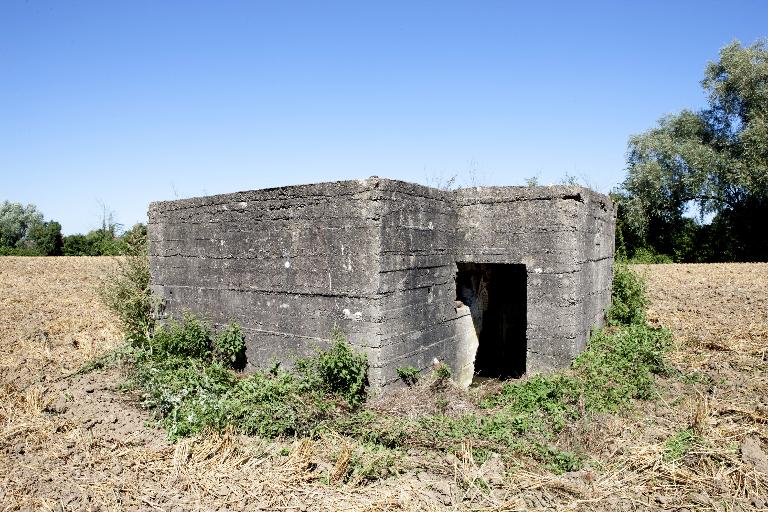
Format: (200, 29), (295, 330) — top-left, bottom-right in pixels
(663, 428), (699, 462)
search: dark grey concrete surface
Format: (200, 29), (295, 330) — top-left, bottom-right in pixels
(148, 178), (616, 390)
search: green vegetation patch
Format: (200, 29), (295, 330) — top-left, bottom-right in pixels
(396, 366), (420, 386)
(98, 228), (156, 345)
(320, 321), (670, 473)
(607, 261), (648, 325)
(103, 239), (671, 476)
(325, 265), (671, 472)
(128, 314), (368, 440)
(663, 428), (699, 462)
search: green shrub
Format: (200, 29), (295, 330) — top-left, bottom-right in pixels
(483, 374), (580, 433)
(0, 246), (41, 256)
(607, 262), (647, 325)
(147, 314), (249, 366)
(217, 371), (331, 438)
(536, 445), (582, 474)
(343, 444), (403, 484)
(150, 312), (212, 359)
(572, 323), (672, 411)
(481, 321), (671, 428)
(325, 258), (665, 472)
(628, 247), (673, 264)
(134, 355), (236, 438)
(396, 366), (420, 386)
(127, 317), (369, 440)
(99, 229), (155, 345)
(297, 329), (369, 407)
(133, 347), (331, 440)
(327, 321), (669, 471)
(212, 322), (246, 368)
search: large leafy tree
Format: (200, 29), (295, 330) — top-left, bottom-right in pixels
(0, 201), (64, 256)
(620, 39), (768, 261)
(0, 201), (44, 249)
(26, 221), (64, 256)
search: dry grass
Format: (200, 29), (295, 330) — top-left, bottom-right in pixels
(0, 258), (766, 511)
(0, 257), (122, 390)
(369, 372), (483, 419)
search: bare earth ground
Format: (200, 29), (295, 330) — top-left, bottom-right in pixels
(0, 257), (766, 511)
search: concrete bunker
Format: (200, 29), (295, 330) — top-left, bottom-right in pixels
(148, 177), (616, 391)
(455, 262), (527, 380)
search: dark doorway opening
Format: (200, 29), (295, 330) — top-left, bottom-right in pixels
(455, 262), (527, 379)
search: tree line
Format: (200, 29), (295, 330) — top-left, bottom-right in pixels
(0, 201), (145, 256)
(615, 39), (767, 263)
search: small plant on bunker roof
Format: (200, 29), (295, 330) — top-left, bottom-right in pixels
(524, 176), (540, 187)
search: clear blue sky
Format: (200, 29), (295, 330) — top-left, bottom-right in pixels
(1, 1), (766, 234)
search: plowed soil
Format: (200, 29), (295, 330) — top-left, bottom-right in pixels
(0, 258), (766, 511)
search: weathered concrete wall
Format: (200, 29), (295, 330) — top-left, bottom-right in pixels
(453, 185), (616, 372)
(148, 180), (385, 373)
(148, 178), (616, 390)
(575, 190), (616, 352)
(372, 180), (463, 387)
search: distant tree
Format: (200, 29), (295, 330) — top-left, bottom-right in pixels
(0, 201), (44, 248)
(0, 199), (142, 257)
(89, 202), (128, 255)
(0, 201), (65, 255)
(63, 229), (124, 256)
(63, 233), (96, 256)
(26, 221), (63, 256)
(63, 222), (146, 256)
(619, 39), (768, 262)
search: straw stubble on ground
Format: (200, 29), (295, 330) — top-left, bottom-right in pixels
(0, 257), (766, 511)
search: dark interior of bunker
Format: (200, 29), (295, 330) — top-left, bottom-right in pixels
(455, 262), (527, 379)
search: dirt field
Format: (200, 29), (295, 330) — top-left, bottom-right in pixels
(0, 258), (766, 511)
